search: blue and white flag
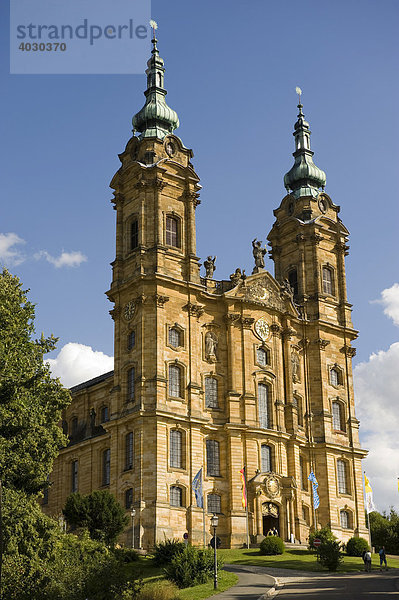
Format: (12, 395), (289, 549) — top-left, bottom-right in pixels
(192, 468), (204, 508)
(308, 470), (320, 510)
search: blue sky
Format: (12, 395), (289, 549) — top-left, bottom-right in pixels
(1, 0), (399, 510)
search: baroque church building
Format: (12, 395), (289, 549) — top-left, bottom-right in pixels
(43, 35), (368, 548)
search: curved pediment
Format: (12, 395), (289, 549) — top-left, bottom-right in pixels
(224, 270), (298, 315)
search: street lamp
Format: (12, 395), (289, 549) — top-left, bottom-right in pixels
(130, 509), (136, 549)
(210, 513), (219, 590)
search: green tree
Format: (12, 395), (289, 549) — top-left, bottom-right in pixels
(63, 490), (128, 546)
(0, 269), (70, 496)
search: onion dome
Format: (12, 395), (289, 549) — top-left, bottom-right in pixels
(284, 101), (326, 198)
(132, 34), (179, 140)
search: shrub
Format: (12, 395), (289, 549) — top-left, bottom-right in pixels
(153, 538), (186, 566)
(308, 526), (336, 551)
(259, 536), (285, 555)
(317, 539), (343, 571)
(164, 545), (223, 589)
(113, 547), (139, 563)
(346, 536), (369, 557)
(138, 581), (180, 600)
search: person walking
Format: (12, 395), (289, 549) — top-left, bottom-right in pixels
(364, 549), (372, 572)
(379, 546), (387, 571)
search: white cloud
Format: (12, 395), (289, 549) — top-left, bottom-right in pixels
(46, 342), (113, 388)
(374, 283), (399, 327)
(35, 250), (87, 268)
(354, 341), (399, 513)
(0, 232), (26, 266)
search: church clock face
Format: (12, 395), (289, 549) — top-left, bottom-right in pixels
(123, 301), (135, 321)
(254, 317), (270, 341)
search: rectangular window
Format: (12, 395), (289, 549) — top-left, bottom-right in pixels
(101, 406), (109, 423)
(337, 460), (347, 494)
(300, 456), (308, 491)
(207, 494), (221, 514)
(125, 432), (133, 470)
(169, 365), (181, 398)
(206, 439), (220, 477)
(128, 367), (135, 401)
(322, 267), (333, 295)
(168, 327), (180, 348)
(130, 220), (139, 250)
(71, 460), (78, 493)
(340, 510), (349, 529)
(332, 402), (342, 430)
(102, 449), (110, 486)
(257, 347), (268, 367)
(261, 445), (272, 472)
(125, 488), (133, 509)
(205, 377), (218, 408)
(166, 216), (178, 247)
(258, 383), (269, 429)
(170, 429), (182, 469)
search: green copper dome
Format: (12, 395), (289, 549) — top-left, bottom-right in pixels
(132, 35), (179, 140)
(284, 103), (326, 198)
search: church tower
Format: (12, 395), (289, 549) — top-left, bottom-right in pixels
(44, 38), (368, 550)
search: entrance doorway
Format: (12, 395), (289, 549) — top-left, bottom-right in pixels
(262, 502), (280, 537)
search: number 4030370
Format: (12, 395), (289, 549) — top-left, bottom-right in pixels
(19, 42), (67, 51)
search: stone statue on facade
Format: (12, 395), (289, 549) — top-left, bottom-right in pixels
(90, 408), (96, 435)
(252, 238), (267, 274)
(291, 352), (300, 383)
(282, 278), (294, 297)
(204, 255), (216, 279)
(205, 331), (218, 362)
(229, 268), (246, 286)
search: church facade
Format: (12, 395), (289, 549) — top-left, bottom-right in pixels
(43, 35), (368, 549)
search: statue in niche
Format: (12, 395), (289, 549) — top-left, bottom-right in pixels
(252, 238), (267, 273)
(230, 268), (246, 286)
(291, 352), (300, 383)
(205, 331), (218, 362)
(204, 256), (216, 279)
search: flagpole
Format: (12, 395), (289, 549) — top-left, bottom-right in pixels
(244, 467), (249, 548)
(311, 464), (317, 531)
(364, 471), (372, 552)
(202, 479), (206, 548)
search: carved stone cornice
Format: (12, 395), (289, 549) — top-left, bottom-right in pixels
(240, 317), (255, 329)
(310, 233), (323, 244)
(134, 293), (147, 305)
(109, 307), (121, 321)
(295, 234), (306, 244)
(111, 193), (125, 207)
(182, 191), (201, 207)
(298, 338), (310, 349)
(183, 302), (204, 317)
(314, 338), (330, 350)
(335, 241), (350, 256)
(224, 313), (240, 325)
(341, 345), (356, 358)
(153, 294), (169, 308)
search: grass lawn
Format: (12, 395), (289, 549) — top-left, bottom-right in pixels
(219, 547), (399, 573)
(125, 556), (238, 598)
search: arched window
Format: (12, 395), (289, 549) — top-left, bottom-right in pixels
(169, 364), (182, 398)
(102, 449), (110, 486)
(261, 444), (272, 473)
(71, 460), (78, 493)
(127, 367), (135, 401)
(207, 494), (221, 514)
(166, 216), (179, 247)
(125, 432), (133, 470)
(125, 488), (133, 509)
(332, 401), (345, 431)
(258, 383), (270, 429)
(288, 268), (299, 300)
(206, 440), (220, 476)
(205, 377), (218, 408)
(170, 429), (182, 469)
(337, 459), (348, 494)
(101, 406), (109, 423)
(340, 510), (350, 529)
(170, 485), (183, 507)
(330, 367), (342, 387)
(168, 326), (181, 348)
(256, 347), (269, 367)
(322, 266), (334, 295)
(128, 331), (135, 350)
(130, 220), (139, 250)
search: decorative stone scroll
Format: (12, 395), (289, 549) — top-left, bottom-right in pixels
(183, 302), (204, 318)
(341, 345), (356, 358)
(154, 294), (169, 308)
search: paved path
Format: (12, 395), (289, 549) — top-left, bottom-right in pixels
(218, 565), (399, 600)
